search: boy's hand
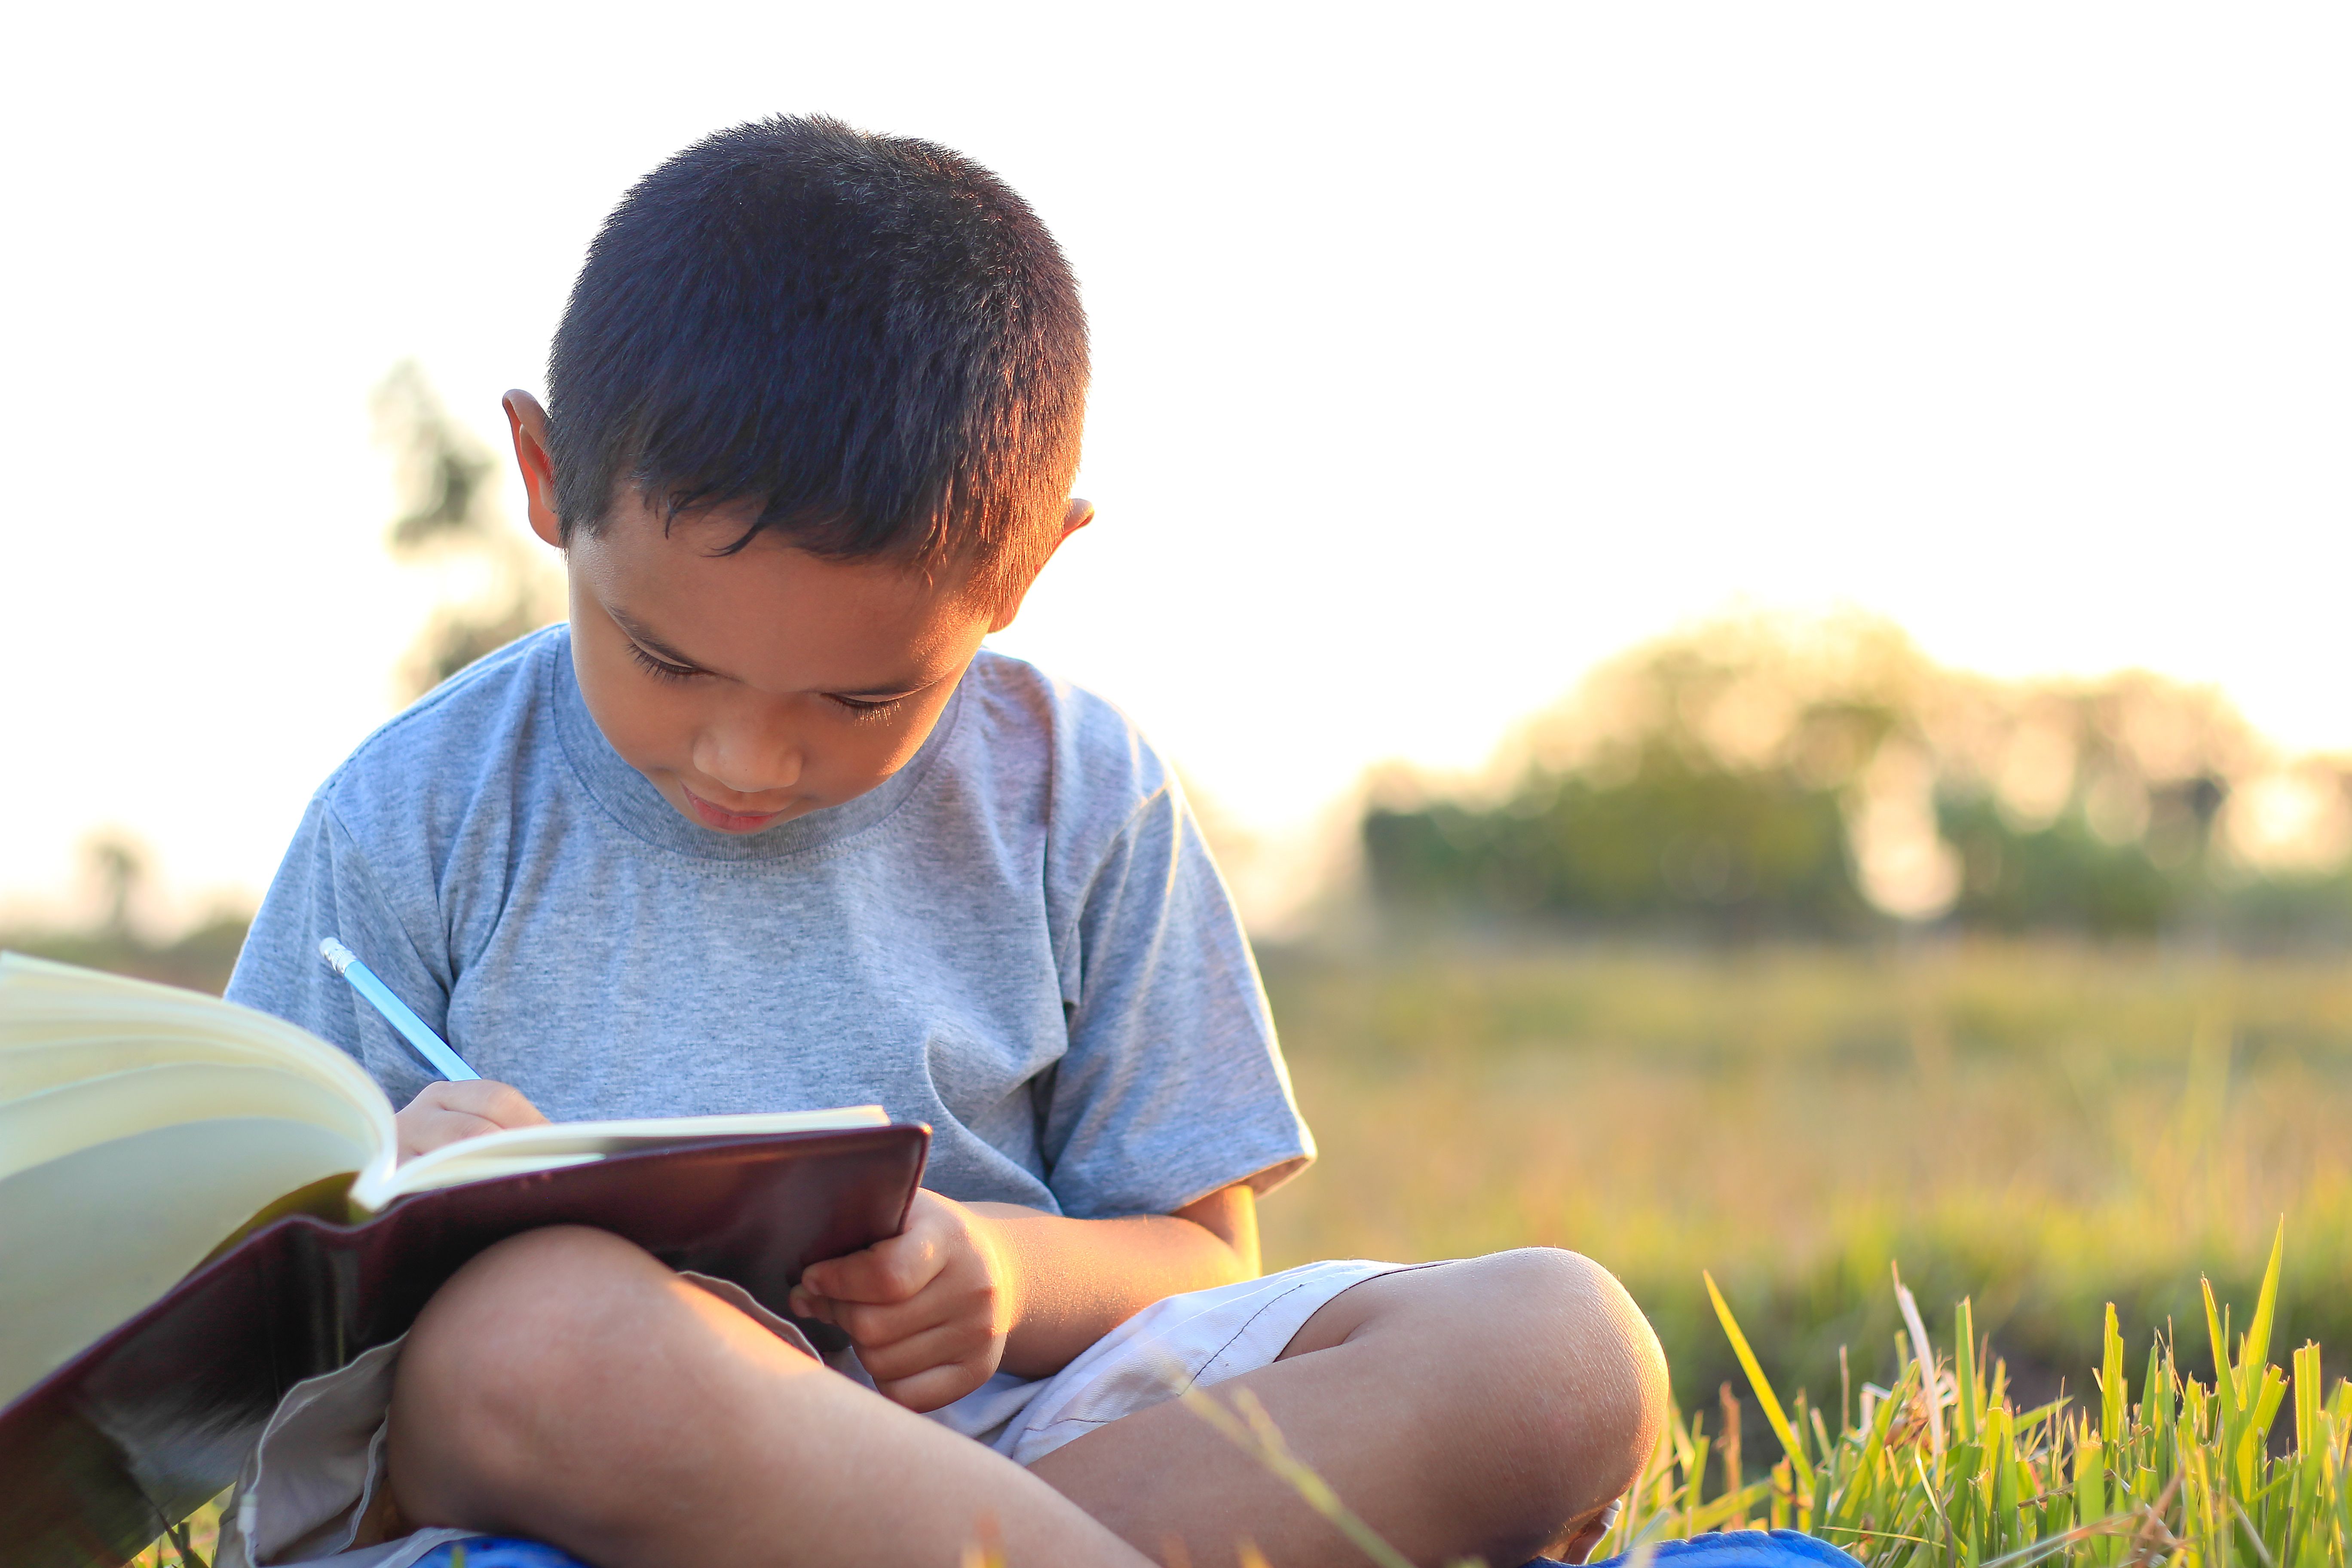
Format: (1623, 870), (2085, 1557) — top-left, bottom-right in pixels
(789, 1190), (1015, 1413)
(395, 1079), (548, 1161)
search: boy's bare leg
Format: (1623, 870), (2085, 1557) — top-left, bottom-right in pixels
(385, 1226), (1149, 1568)
(1027, 1249), (1669, 1568)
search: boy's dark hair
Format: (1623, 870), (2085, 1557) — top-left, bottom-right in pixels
(546, 116), (1088, 604)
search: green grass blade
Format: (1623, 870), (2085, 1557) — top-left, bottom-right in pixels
(2207, 1279), (2244, 1422)
(2243, 1219), (2287, 1394)
(1705, 1271), (1816, 1509)
(1684, 1479), (1776, 1535)
(1828, 1359), (1915, 1530)
(2074, 1427), (2108, 1530)
(2294, 1343), (2321, 1458)
(2246, 1363), (2291, 1495)
(2101, 1304), (2128, 1445)
(1957, 1297), (1980, 1445)
(1894, 1265), (1947, 1462)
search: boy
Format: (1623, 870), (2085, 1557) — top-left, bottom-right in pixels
(223, 116), (1666, 1568)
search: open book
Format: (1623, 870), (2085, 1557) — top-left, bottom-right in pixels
(0, 954), (930, 1568)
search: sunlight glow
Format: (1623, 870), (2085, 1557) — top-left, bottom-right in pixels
(2, 3), (2346, 931)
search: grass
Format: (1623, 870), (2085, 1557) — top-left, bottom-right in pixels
(126, 1509), (215, 1568)
(1181, 1225), (2352, 1567)
(1586, 1225), (2352, 1568)
(1254, 935), (2352, 1423)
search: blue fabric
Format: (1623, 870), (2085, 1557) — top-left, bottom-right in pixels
(415, 1526), (1863, 1568)
(414, 1543), (585, 1568)
(1569, 1530), (1865, 1568)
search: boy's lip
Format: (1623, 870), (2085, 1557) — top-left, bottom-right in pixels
(679, 784), (791, 833)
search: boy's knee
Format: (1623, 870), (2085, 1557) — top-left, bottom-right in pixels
(388, 1226), (677, 1521)
(1476, 1249), (1669, 1509)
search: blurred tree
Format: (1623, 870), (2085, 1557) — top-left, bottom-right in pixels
(1365, 746), (1873, 937)
(1361, 613), (2352, 944)
(373, 362), (564, 699)
(1933, 795), (2191, 936)
(88, 834), (143, 938)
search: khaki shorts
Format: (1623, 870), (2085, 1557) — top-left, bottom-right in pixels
(218, 1259), (1412, 1568)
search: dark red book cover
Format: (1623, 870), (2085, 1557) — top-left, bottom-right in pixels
(0, 1123), (929, 1568)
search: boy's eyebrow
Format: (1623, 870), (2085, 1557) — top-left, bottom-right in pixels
(608, 608), (931, 697)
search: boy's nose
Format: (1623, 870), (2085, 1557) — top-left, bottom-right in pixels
(695, 725), (804, 797)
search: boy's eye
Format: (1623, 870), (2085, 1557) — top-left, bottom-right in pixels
(827, 694), (908, 719)
(625, 642), (702, 683)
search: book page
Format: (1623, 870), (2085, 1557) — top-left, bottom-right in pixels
(365, 1105), (893, 1205)
(0, 1118), (374, 1408)
(0, 956), (395, 1130)
(0, 955), (401, 1406)
(0, 1063), (383, 1184)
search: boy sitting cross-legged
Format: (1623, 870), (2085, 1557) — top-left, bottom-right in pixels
(222, 116), (1668, 1568)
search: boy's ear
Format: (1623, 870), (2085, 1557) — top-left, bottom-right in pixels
(986, 498), (1093, 634)
(503, 391), (565, 551)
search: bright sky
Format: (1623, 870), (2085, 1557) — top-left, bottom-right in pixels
(3, 3), (2347, 929)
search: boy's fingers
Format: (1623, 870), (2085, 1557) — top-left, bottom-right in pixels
(429, 1079), (548, 1128)
(427, 1111), (508, 1142)
(394, 1078), (551, 1161)
(800, 1239), (936, 1304)
(397, 1109), (511, 1157)
(824, 1294), (963, 1354)
(873, 1358), (995, 1415)
(846, 1318), (994, 1385)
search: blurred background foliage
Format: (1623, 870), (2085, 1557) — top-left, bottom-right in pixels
(372, 362), (565, 701)
(9, 372), (2352, 1460)
(1362, 613), (2352, 943)
(0, 364), (559, 982)
(0, 835), (250, 993)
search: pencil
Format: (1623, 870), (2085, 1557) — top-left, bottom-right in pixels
(316, 936), (481, 1081)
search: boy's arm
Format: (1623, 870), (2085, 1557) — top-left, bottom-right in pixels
(972, 1182), (1261, 1375)
(790, 1182), (1262, 1411)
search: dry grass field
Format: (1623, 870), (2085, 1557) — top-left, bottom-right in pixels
(1254, 937), (2352, 1418)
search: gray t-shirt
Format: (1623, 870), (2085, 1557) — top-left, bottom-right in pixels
(226, 626), (1312, 1218)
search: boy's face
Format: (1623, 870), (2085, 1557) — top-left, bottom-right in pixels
(567, 507), (989, 833)
(508, 393), (1081, 834)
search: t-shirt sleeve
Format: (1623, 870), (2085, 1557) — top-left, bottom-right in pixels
(1037, 779), (1315, 1219)
(224, 790), (451, 1109)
